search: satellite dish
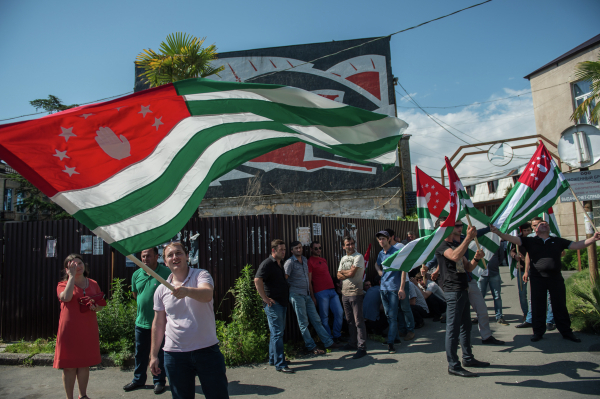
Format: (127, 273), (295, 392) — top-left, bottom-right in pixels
(487, 142), (514, 166)
(557, 124), (600, 168)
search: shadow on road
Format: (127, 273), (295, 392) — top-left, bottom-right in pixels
(495, 379), (600, 396)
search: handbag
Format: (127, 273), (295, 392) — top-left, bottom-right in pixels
(78, 292), (106, 313)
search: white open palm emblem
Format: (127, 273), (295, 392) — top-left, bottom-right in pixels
(95, 127), (131, 160)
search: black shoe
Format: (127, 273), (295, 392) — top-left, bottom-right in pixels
(448, 367), (478, 377)
(154, 383), (166, 395)
(341, 343), (356, 351)
(562, 333), (581, 343)
(472, 318), (478, 324)
(462, 359), (490, 368)
(123, 382), (145, 392)
(432, 315), (441, 322)
(352, 349), (367, 359)
(481, 336), (504, 345)
(337, 336), (349, 342)
(388, 344), (396, 353)
(531, 334), (543, 342)
(547, 323), (556, 331)
(277, 367), (295, 373)
(415, 321), (425, 329)
(515, 322), (532, 328)
(440, 317), (446, 323)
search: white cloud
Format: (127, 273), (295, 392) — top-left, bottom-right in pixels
(399, 92), (418, 102)
(400, 88), (538, 189)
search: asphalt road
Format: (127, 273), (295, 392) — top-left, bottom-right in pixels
(1, 268), (599, 399)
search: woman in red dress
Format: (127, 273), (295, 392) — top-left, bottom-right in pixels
(54, 254), (104, 399)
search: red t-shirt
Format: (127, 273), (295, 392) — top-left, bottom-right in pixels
(308, 256), (334, 293)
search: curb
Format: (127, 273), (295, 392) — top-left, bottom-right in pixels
(0, 353), (134, 368)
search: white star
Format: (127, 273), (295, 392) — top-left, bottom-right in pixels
(530, 168), (533, 171)
(53, 149), (69, 161)
(115, 107), (123, 111)
(152, 117), (164, 131)
(425, 184), (429, 188)
(541, 155), (546, 158)
(80, 113), (94, 119)
(537, 157), (540, 160)
(535, 177), (539, 180)
(433, 206), (437, 209)
(450, 202), (455, 207)
(59, 127), (76, 142)
(435, 191), (439, 195)
(450, 192), (455, 196)
(530, 173), (535, 177)
(62, 166), (79, 177)
(436, 199), (439, 203)
(139, 105), (152, 118)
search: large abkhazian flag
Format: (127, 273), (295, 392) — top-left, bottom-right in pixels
(381, 163), (460, 273)
(491, 142), (569, 234)
(540, 207), (561, 237)
(0, 79), (408, 255)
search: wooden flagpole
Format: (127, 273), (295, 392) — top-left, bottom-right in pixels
(569, 186), (599, 234)
(126, 254), (175, 291)
(516, 245), (522, 291)
(465, 214), (487, 268)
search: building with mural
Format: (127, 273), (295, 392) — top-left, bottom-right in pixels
(135, 37), (412, 219)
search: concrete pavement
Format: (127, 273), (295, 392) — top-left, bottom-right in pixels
(1, 268), (599, 398)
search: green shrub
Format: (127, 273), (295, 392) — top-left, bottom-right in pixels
(562, 246), (600, 271)
(217, 265), (269, 366)
(566, 271), (600, 332)
(97, 278), (137, 365)
(5, 337), (56, 354)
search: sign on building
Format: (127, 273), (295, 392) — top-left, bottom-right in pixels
(559, 170), (600, 202)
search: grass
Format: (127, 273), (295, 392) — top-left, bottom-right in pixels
(565, 271), (600, 333)
(4, 338), (56, 355)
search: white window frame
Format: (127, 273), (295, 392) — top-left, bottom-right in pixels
(572, 80), (598, 126)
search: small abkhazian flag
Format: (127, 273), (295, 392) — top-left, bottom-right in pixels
(362, 243), (372, 281)
(0, 79), (408, 255)
(540, 207), (561, 237)
(507, 230), (519, 279)
(381, 163), (459, 273)
(491, 142), (569, 234)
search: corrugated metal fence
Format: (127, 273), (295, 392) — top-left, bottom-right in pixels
(0, 215), (417, 342)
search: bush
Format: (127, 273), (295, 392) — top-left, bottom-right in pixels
(562, 246), (600, 271)
(566, 271), (600, 333)
(217, 265), (269, 366)
(97, 278), (137, 365)
(5, 337), (56, 354)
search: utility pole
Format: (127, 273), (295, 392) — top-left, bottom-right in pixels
(583, 200), (598, 283)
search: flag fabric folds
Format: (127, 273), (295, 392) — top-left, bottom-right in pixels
(381, 165), (460, 273)
(0, 79), (408, 255)
(491, 142), (569, 234)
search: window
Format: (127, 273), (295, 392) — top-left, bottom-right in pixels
(487, 180), (499, 194)
(512, 176), (519, 184)
(466, 185), (476, 197)
(3, 188), (12, 211)
(573, 80), (597, 125)
(16, 192), (25, 213)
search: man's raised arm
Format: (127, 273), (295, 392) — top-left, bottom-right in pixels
(489, 225), (522, 246)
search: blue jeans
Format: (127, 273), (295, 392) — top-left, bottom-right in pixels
(380, 290), (399, 344)
(132, 326), (166, 385)
(445, 290), (474, 370)
(518, 278), (528, 316)
(163, 344), (229, 399)
(314, 289), (344, 339)
(526, 290), (554, 324)
(290, 292), (334, 350)
(397, 290), (415, 335)
(477, 274), (503, 320)
(264, 303), (287, 370)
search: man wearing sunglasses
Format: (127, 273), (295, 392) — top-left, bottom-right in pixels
(491, 217), (600, 343)
(435, 219), (489, 377)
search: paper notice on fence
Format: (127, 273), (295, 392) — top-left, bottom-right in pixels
(93, 236), (104, 255)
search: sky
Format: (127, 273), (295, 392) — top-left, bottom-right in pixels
(1, 0), (599, 188)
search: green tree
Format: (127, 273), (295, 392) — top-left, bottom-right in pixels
(136, 32), (225, 88)
(570, 55), (600, 124)
(29, 95), (77, 113)
(6, 173), (71, 220)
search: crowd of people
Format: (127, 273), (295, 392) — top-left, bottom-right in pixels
(52, 217), (600, 398)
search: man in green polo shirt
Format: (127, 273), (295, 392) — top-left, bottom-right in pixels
(123, 247), (171, 394)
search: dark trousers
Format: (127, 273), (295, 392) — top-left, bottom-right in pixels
(133, 326), (166, 385)
(342, 295), (367, 350)
(445, 290), (474, 370)
(426, 294), (447, 317)
(164, 344), (229, 399)
(411, 305), (429, 324)
(530, 275), (572, 336)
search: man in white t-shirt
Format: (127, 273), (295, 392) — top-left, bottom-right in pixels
(151, 242), (229, 399)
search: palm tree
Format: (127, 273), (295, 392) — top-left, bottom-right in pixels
(570, 55), (600, 124)
(136, 32), (225, 88)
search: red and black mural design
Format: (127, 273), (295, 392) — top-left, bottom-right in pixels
(134, 37), (401, 197)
